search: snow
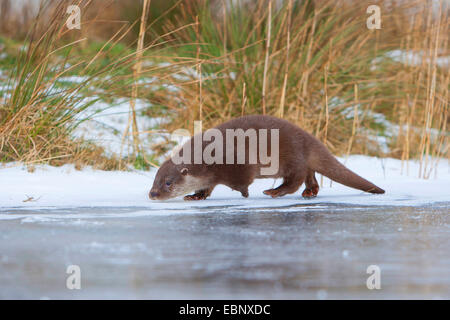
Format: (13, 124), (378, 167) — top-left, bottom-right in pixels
(72, 97), (167, 157)
(386, 49), (449, 68)
(0, 156), (448, 217)
(56, 75), (90, 84)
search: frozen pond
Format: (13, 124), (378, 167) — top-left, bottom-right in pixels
(1, 202), (449, 299)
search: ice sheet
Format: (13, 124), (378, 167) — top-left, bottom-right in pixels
(0, 156), (448, 214)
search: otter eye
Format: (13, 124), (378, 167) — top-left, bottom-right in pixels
(165, 181), (172, 186)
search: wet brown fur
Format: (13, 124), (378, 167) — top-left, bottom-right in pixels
(150, 115), (385, 200)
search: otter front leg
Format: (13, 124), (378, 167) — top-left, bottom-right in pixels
(184, 186), (215, 201)
(264, 173), (305, 198)
(238, 186), (249, 198)
(223, 169), (254, 198)
(225, 184), (249, 198)
(302, 169), (319, 199)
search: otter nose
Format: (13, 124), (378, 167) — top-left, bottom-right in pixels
(150, 191), (159, 199)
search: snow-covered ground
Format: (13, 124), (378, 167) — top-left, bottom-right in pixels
(0, 156), (448, 214)
(386, 49), (449, 69)
(72, 97), (166, 158)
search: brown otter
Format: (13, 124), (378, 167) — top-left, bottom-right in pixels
(149, 115), (385, 200)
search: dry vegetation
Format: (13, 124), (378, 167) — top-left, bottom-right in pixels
(155, 0), (448, 179)
(0, 0), (448, 177)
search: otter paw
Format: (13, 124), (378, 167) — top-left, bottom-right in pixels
(302, 186), (319, 199)
(263, 188), (283, 198)
(184, 193), (207, 201)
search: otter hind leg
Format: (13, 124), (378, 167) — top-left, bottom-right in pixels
(184, 186), (215, 201)
(302, 169), (319, 199)
(263, 173), (305, 198)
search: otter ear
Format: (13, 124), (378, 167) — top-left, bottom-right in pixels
(180, 167), (188, 176)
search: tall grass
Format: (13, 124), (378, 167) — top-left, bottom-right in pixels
(150, 0), (448, 178)
(0, 0), (182, 169)
(0, 0), (448, 178)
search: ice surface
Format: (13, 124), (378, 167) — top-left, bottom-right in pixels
(0, 156), (449, 299)
(0, 204), (449, 299)
(0, 156), (448, 212)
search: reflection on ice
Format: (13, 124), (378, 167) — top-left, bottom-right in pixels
(0, 203), (449, 299)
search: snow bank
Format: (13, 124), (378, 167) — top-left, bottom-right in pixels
(0, 156), (448, 214)
(386, 49), (449, 68)
(72, 97), (167, 157)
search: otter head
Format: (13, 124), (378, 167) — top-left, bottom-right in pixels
(149, 160), (191, 200)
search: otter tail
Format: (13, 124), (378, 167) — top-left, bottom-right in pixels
(309, 145), (385, 194)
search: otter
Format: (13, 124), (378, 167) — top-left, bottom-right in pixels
(149, 115), (385, 200)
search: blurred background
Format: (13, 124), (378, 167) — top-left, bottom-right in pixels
(0, 0), (448, 178)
